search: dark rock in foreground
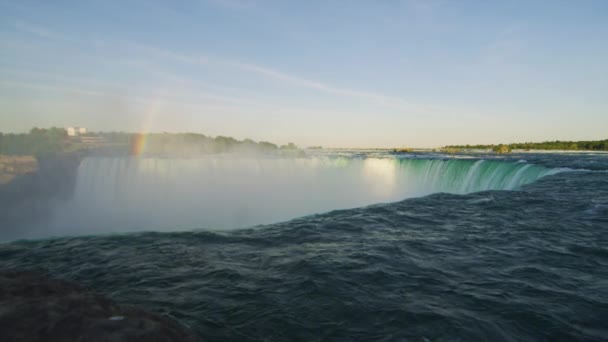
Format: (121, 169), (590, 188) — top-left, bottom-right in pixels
(0, 271), (202, 342)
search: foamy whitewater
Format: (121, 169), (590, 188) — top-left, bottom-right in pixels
(1, 151), (607, 341)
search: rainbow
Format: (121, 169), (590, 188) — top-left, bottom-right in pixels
(131, 133), (147, 156)
(131, 93), (165, 156)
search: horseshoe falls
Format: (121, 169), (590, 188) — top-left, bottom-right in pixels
(45, 156), (559, 236)
(2, 152), (607, 341)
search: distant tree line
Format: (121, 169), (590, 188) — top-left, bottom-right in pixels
(99, 132), (299, 155)
(0, 128), (299, 156)
(445, 139), (608, 152)
(0, 127), (70, 156)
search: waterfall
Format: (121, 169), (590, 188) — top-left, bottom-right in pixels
(48, 156), (560, 235)
(393, 158), (558, 194)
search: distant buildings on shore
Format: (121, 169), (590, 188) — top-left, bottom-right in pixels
(65, 127), (105, 145)
(66, 127), (87, 137)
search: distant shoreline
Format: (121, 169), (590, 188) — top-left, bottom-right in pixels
(2, 128), (607, 156)
(443, 139), (608, 153)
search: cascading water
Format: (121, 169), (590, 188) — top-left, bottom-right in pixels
(46, 156), (561, 237)
(395, 158), (559, 193)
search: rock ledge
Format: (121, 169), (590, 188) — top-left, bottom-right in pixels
(0, 271), (201, 342)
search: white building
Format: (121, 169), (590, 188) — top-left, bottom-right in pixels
(66, 127), (87, 136)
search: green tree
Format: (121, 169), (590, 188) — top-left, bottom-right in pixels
(281, 142), (298, 150)
(493, 144), (512, 154)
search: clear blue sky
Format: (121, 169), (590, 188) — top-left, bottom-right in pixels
(1, 0), (607, 147)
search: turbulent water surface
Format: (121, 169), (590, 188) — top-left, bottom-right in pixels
(1, 152), (607, 341)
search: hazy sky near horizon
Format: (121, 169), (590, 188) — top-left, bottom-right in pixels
(1, 0), (607, 147)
